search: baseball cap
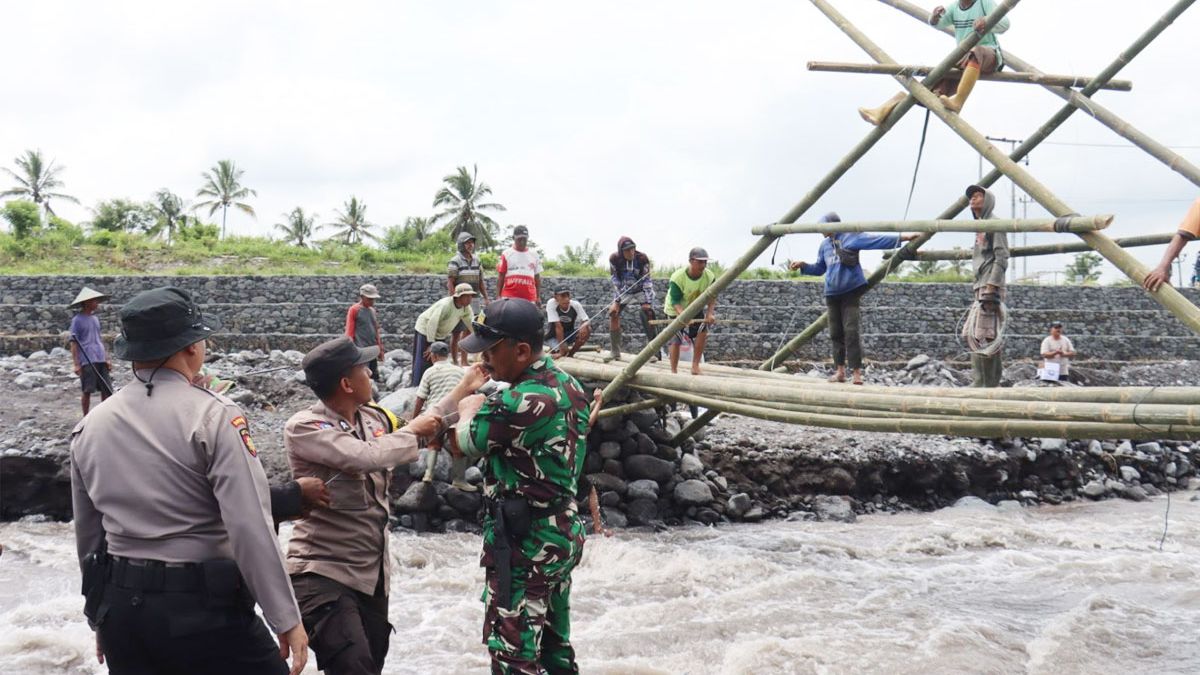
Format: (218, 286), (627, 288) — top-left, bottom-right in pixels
(512, 225), (529, 238)
(1050, 321), (1063, 329)
(461, 298), (543, 353)
(818, 212), (841, 224)
(688, 246), (709, 261)
(302, 336), (379, 391)
(452, 282), (477, 298)
(965, 185), (985, 198)
(619, 237), (637, 251)
(430, 341), (450, 356)
(456, 231), (476, 245)
(359, 283), (381, 299)
(553, 286), (571, 296)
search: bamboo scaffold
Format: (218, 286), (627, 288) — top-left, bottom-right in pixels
(806, 61), (1134, 91)
(884, 234), (1175, 261)
(751, 215), (1112, 236)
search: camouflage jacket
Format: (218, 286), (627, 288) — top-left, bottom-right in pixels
(457, 356), (589, 566)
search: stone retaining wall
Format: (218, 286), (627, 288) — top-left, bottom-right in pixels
(3, 274), (1199, 362)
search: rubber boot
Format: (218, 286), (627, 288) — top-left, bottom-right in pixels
(939, 63), (980, 113)
(858, 92), (905, 126)
(604, 330), (622, 362)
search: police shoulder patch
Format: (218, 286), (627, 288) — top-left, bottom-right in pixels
(312, 421), (334, 430)
(230, 416), (256, 457)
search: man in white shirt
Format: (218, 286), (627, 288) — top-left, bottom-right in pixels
(545, 287), (591, 358)
(497, 225), (543, 304)
(1040, 321), (1076, 377)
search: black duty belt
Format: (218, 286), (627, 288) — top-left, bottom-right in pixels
(108, 556), (207, 593)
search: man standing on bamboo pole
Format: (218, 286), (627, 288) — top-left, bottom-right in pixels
(606, 236), (656, 361)
(1144, 197), (1200, 291)
(790, 212), (918, 384)
(965, 185), (1009, 387)
(859, 0), (1010, 125)
(665, 247), (718, 375)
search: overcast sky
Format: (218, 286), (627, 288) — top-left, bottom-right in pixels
(3, 1), (1198, 282)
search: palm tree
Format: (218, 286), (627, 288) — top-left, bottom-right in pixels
(431, 164), (506, 249)
(1, 149), (80, 218)
(275, 207), (319, 247)
(194, 159), (257, 239)
(325, 197), (377, 245)
(148, 189), (188, 244)
(403, 216), (433, 242)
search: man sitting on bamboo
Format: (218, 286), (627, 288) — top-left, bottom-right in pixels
(859, 0), (1010, 125)
(790, 213), (917, 385)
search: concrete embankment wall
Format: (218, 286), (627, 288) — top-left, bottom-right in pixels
(2, 274), (1198, 363)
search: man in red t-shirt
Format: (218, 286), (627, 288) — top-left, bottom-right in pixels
(496, 225), (542, 304)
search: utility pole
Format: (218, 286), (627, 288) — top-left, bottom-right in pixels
(985, 136), (1029, 284)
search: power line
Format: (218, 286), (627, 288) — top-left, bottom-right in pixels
(1043, 141), (1200, 149)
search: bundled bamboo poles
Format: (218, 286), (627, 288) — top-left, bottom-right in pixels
(562, 357), (1200, 440)
(806, 61), (1133, 90)
(752, 215), (1112, 236)
(884, 234), (1174, 261)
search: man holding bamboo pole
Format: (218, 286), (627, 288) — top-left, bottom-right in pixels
(790, 212), (918, 384)
(665, 247), (718, 375)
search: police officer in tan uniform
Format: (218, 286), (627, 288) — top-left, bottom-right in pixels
(70, 286), (308, 675)
(285, 336), (486, 674)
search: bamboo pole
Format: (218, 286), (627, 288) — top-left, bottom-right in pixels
(806, 61), (1134, 91)
(643, 386), (1200, 441)
(645, 319), (756, 326)
(595, 397), (664, 420)
(594, 0), (1017, 405)
(812, 0), (1200, 337)
(752, 215), (1112, 236)
(884, 234), (1174, 261)
(565, 358), (1200, 426)
(760, 0), (1194, 378)
(880, 0), (1200, 187)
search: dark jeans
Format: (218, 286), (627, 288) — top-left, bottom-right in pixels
(293, 572), (392, 675)
(96, 583), (287, 675)
(826, 287), (866, 369)
(410, 333), (431, 388)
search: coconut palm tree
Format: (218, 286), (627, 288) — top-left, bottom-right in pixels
(148, 189), (188, 244)
(1, 149), (80, 218)
(403, 216), (433, 242)
(326, 197), (377, 245)
(431, 164), (506, 249)
(194, 159), (257, 239)
(275, 207), (319, 247)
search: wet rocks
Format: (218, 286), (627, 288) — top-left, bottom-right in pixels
(624, 455), (674, 484)
(812, 495), (856, 523)
(673, 480), (714, 507)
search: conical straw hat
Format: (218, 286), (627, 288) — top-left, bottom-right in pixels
(69, 287), (110, 308)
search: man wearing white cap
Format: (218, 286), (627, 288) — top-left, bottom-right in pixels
(345, 283), (385, 382)
(411, 283), (476, 388)
(68, 287), (113, 415)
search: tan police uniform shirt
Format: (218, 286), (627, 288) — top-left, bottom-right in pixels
(70, 368), (301, 634)
(284, 396), (453, 595)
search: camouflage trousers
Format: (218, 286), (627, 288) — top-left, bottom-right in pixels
(482, 549), (582, 674)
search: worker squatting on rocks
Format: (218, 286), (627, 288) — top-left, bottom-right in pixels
(1144, 197), (1200, 291)
(967, 185), (1009, 387)
(284, 336), (486, 674)
(791, 213), (917, 385)
(606, 236), (656, 360)
(859, 0), (1010, 125)
(70, 286), (309, 675)
(452, 297), (591, 673)
(664, 247), (718, 375)
(345, 283), (386, 382)
(545, 286), (592, 358)
(67, 286), (114, 415)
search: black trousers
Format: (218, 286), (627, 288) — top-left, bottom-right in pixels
(96, 583), (287, 675)
(293, 572), (392, 675)
(826, 287), (866, 369)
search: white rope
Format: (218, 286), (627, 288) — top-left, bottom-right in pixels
(958, 299), (1008, 357)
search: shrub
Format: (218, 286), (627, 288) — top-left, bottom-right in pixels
(2, 201), (41, 239)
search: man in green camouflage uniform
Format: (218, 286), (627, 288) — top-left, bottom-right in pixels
(454, 297), (590, 674)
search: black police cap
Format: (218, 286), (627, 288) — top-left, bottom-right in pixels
(303, 336), (379, 389)
(461, 298), (543, 353)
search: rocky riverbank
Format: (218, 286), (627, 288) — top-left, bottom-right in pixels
(1, 348), (1196, 531)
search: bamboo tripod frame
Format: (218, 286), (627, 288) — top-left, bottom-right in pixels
(578, 0), (1200, 443)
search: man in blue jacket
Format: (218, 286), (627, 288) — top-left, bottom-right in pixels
(791, 213), (917, 385)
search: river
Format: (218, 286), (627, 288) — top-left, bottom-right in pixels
(2, 495), (1197, 674)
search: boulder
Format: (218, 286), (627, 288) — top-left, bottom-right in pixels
(680, 453), (704, 478)
(629, 409), (659, 432)
(587, 473), (627, 496)
(464, 466), (484, 484)
(905, 354), (930, 370)
(673, 479), (714, 506)
(598, 441), (622, 460)
(396, 482), (438, 513)
(601, 507), (628, 529)
(625, 498), (659, 525)
(444, 487), (483, 515)
(377, 387), (418, 418)
(627, 479), (659, 502)
(600, 491), (621, 508)
(1039, 438), (1067, 452)
(1119, 466), (1141, 482)
(695, 508), (721, 525)
(602, 459), (625, 478)
(14, 372), (50, 389)
(727, 493), (752, 519)
(1081, 480), (1109, 499)
(812, 495), (856, 523)
(624, 455), (675, 484)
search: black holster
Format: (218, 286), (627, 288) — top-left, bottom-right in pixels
(81, 543), (111, 628)
(489, 498), (515, 610)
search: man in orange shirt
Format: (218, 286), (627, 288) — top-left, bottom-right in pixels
(1144, 198), (1200, 291)
(345, 283), (385, 382)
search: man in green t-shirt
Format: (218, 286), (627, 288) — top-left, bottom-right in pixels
(663, 246), (717, 375)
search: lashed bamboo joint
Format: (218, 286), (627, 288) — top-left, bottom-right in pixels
(806, 61), (1133, 91)
(751, 215), (1112, 236)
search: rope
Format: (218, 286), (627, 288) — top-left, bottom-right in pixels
(958, 299), (1008, 356)
(902, 109), (932, 221)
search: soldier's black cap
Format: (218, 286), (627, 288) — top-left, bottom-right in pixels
(303, 336), (379, 389)
(113, 286), (222, 361)
(461, 298), (542, 353)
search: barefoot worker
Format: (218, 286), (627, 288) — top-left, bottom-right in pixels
(67, 286), (114, 414)
(664, 247), (718, 375)
(452, 297), (591, 673)
(859, 0), (1010, 124)
(791, 213), (917, 385)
